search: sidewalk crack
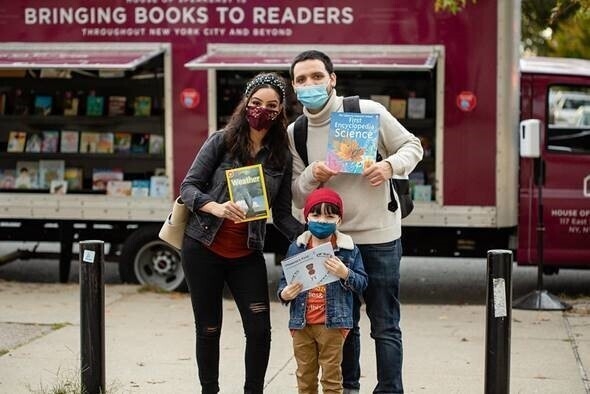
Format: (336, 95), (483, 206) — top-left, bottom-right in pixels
(563, 314), (590, 394)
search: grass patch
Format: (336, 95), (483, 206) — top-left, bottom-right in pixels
(137, 284), (170, 294)
(0, 348), (8, 356)
(51, 322), (71, 330)
(27, 366), (123, 394)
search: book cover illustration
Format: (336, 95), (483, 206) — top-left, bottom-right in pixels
(225, 164), (270, 222)
(86, 95), (104, 116)
(130, 133), (150, 153)
(148, 134), (164, 155)
(24, 132), (43, 153)
(131, 179), (150, 196)
(106, 180), (132, 196)
(280, 242), (339, 292)
(0, 169), (16, 189)
(34, 95), (53, 116)
(389, 98), (407, 119)
(370, 94), (391, 109)
(15, 161), (39, 189)
(134, 96), (152, 116)
(407, 97), (426, 119)
(108, 96), (127, 116)
(114, 132), (132, 153)
(50, 180), (68, 195)
(7, 131), (27, 152)
(149, 175), (169, 198)
(79, 131), (101, 153)
(326, 112), (380, 174)
(63, 91), (79, 116)
(38, 159), (65, 189)
(64, 167), (83, 190)
(41, 131), (59, 153)
(96, 132), (114, 154)
(92, 168), (124, 191)
(60, 130), (79, 153)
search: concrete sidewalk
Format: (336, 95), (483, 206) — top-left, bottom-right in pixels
(0, 280), (589, 394)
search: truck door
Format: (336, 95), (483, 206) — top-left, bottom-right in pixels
(518, 70), (590, 269)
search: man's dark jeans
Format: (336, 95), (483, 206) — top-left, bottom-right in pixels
(342, 239), (404, 394)
(182, 238), (271, 394)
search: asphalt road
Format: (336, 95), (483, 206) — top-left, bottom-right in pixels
(1, 251), (589, 305)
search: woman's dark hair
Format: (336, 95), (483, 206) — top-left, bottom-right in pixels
(224, 72), (289, 169)
(308, 202), (341, 217)
(290, 50), (334, 79)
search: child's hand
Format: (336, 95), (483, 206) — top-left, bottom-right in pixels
(281, 282), (303, 301)
(325, 256), (349, 280)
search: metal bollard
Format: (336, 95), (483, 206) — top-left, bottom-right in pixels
(79, 240), (105, 394)
(484, 249), (512, 394)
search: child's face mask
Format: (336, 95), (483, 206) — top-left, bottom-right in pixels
(308, 221), (337, 239)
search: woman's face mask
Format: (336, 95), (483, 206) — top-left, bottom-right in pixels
(295, 83), (330, 110)
(246, 106), (279, 131)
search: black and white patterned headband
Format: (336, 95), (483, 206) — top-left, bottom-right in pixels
(244, 73), (286, 103)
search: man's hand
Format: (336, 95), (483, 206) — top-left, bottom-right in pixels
(325, 256), (349, 280)
(312, 161), (338, 183)
(281, 282), (303, 301)
(362, 161), (393, 187)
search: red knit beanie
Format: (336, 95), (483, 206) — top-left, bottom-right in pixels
(303, 187), (343, 219)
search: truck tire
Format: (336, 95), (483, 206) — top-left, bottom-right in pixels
(118, 225), (187, 292)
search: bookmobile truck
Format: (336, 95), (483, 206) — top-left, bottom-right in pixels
(0, 0), (589, 292)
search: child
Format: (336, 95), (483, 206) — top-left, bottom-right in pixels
(278, 187), (367, 394)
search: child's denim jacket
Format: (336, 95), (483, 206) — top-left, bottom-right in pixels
(277, 230), (368, 329)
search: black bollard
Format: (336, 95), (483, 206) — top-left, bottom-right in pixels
(79, 240), (105, 394)
(484, 249), (512, 394)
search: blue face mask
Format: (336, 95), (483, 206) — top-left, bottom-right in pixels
(308, 221), (337, 239)
(295, 84), (330, 110)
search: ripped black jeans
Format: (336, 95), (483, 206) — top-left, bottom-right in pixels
(182, 237), (271, 394)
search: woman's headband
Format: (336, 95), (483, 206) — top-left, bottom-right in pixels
(244, 73), (286, 103)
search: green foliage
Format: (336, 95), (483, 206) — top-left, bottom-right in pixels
(434, 0), (477, 14)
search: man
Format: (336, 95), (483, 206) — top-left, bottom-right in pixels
(287, 50), (423, 394)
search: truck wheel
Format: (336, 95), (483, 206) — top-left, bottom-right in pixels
(119, 225), (187, 292)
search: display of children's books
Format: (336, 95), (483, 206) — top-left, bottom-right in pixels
(86, 95), (104, 116)
(326, 112), (380, 174)
(130, 133), (150, 153)
(41, 131), (59, 153)
(389, 98), (407, 119)
(149, 175), (169, 198)
(114, 132), (132, 153)
(134, 96), (152, 116)
(280, 242), (339, 292)
(7, 131), (27, 152)
(0, 169), (16, 189)
(96, 132), (114, 154)
(63, 91), (79, 116)
(108, 96), (127, 116)
(60, 130), (79, 153)
(225, 164), (270, 222)
(49, 180), (68, 195)
(92, 168), (124, 191)
(38, 159), (65, 189)
(106, 180), (132, 196)
(79, 131), (101, 153)
(64, 167), (83, 190)
(131, 179), (150, 196)
(15, 161), (39, 189)
(34, 95), (53, 116)
(148, 134), (164, 155)
(24, 132), (43, 153)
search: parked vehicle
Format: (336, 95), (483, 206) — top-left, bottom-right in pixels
(0, 0), (589, 291)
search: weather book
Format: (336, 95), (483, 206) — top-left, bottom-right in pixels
(326, 112), (380, 174)
(280, 242), (339, 292)
(225, 164), (270, 222)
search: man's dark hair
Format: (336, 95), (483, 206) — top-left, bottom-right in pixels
(290, 50), (334, 79)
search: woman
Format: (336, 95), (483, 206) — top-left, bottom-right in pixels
(180, 72), (304, 394)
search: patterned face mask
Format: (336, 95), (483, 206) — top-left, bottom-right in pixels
(246, 106), (279, 131)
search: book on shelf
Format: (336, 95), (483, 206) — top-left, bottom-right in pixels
(149, 175), (169, 198)
(225, 164), (270, 222)
(0, 92), (6, 115)
(280, 242), (339, 292)
(130, 133), (150, 153)
(34, 95), (53, 116)
(108, 96), (127, 116)
(63, 91), (79, 116)
(63, 167), (83, 190)
(41, 131), (59, 153)
(134, 96), (152, 116)
(12, 88), (30, 115)
(326, 112), (380, 174)
(370, 94), (391, 109)
(413, 184), (432, 202)
(7, 131), (27, 152)
(15, 161), (39, 189)
(92, 168), (124, 191)
(60, 130), (79, 153)
(389, 98), (407, 119)
(407, 97), (426, 119)
(131, 179), (150, 196)
(0, 169), (16, 189)
(79, 131), (101, 153)
(96, 132), (114, 154)
(38, 159), (65, 189)
(24, 132), (43, 153)
(114, 132), (132, 153)
(148, 134), (164, 155)
(106, 180), (132, 196)
(86, 95), (105, 116)
(49, 180), (68, 195)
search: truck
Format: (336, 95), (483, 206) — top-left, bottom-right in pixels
(0, 0), (588, 292)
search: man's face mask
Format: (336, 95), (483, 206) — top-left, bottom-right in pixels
(295, 83), (330, 110)
(246, 106), (279, 131)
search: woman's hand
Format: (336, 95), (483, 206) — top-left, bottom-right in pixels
(325, 256), (349, 280)
(281, 282), (303, 301)
(203, 201), (246, 222)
